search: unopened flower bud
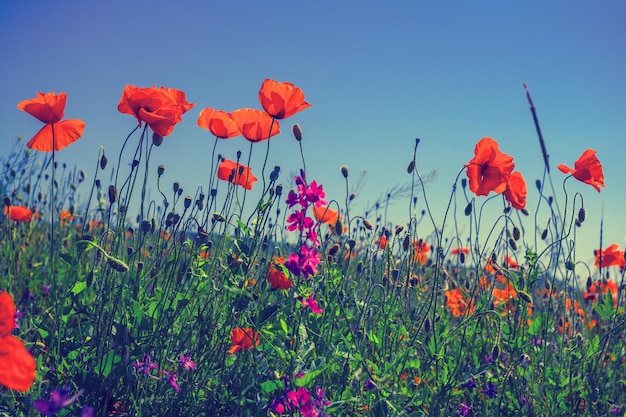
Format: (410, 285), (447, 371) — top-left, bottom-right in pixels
(184, 196), (192, 209)
(363, 219), (373, 230)
(173, 182), (180, 194)
(152, 132), (164, 146)
(292, 123), (303, 141)
(108, 257), (129, 273)
(158, 165), (165, 176)
(464, 202), (473, 216)
(407, 160), (415, 174)
(100, 153), (108, 170)
(578, 208), (586, 224)
(340, 165), (349, 178)
(108, 185), (117, 204)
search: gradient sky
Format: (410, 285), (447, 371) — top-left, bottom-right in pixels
(1, 1), (625, 270)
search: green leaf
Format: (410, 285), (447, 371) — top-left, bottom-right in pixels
(295, 366), (327, 387)
(59, 253), (75, 266)
(96, 350), (120, 377)
(71, 281), (87, 295)
(260, 380), (283, 394)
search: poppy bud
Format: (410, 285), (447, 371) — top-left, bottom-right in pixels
(140, 220), (151, 234)
(349, 193), (356, 202)
(131, 159), (139, 168)
(535, 179), (542, 190)
(100, 153), (108, 170)
(173, 182), (180, 194)
(3, 196), (10, 206)
(270, 168), (279, 182)
(565, 260), (575, 270)
(152, 132), (164, 146)
(461, 178), (467, 188)
(211, 188), (218, 197)
(334, 218), (343, 235)
(108, 185), (117, 204)
(127, 246), (134, 257)
(340, 165), (349, 178)
(492, 344), (500, 360)
(329, 244), (340, 257)
(402, 235), (410, 251)
(275, 184), (283, 197)
(213, 212), (225, 222)
(586, 276), (592, 289)
(509, 238), (517, 251)
(292, 123), (303, 141)
(518, 291), (532, 304)
(407, 160), (415, 174)
(395, 225), (404, 235)
(158, 165), (165, 176)
(108, 257), (129, 273)
(512, 226), (521, 241)
(464, 202), (472, 216)
(460, 252), (466, 264)
(577, 208), (586, 223)
(521, 208), (529, 216)
(363, 219), (373, 230)
(95, 179), (101, 188)
(79, 169), (86, 182)
(541, 229), (548, 240)
(184, 196), (192, 209)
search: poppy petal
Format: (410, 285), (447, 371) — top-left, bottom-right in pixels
(0, 336), (37, 392)
(26, 120), (85, 152)
(17, 92), (66, 124)
(0, 292), (16, 337)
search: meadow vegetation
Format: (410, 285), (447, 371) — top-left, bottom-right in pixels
(0, 81), (624, 416)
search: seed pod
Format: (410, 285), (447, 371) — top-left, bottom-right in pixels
(512, 226), (521, 241)
(464, 202), (472, 216)
(184, 196), (192, 209)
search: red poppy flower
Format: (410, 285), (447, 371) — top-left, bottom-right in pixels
(267, 257), (293, 290)
(445, 288), (475, 317)
(594, 244), (626, 270)
(230, 108), (280, 142)
(197, 108), (241, 139)
(503, 171), (527, 210)
(117, 85), (194, 137)
(311, 205), (339, 226)
(17, 92), (85, 152)
(258, 79), (311, 119)
(228, 327), (260, 354)
(413, 240), (430, 265)
(465, 137), (515, 196)
(451, 247), (470, 255)
(217, 159), (258, 190)
(0, 291), (36, 392)
(375, 235), (388, 249)
(4, 206), (33, 222)
(557, 149), (605, 192)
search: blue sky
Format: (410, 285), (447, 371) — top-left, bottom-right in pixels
(1, 1), (625, 269)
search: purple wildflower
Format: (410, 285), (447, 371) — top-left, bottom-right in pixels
(133, 353), (159, 376)
(461, 378), (476, 390)
(457, 402), (472, 416)
(481, 382), (498, 398)
(34, 387), (84, 416)
(163, 371), (181, 393)
(81, 406), (94, 417)
(177, 352), (196, 371)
